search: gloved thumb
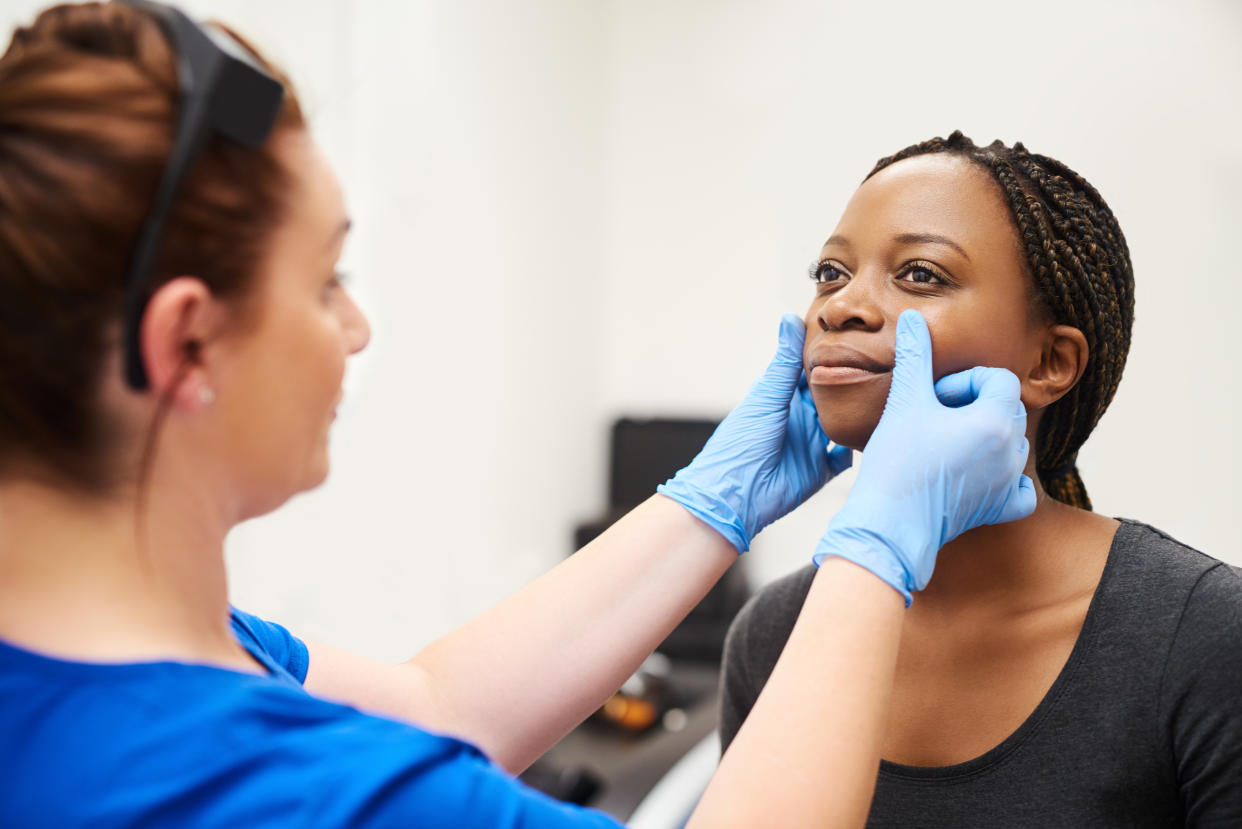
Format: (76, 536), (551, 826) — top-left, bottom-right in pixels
(751, 313), (808, 405)
(886, 309), (936, 412)
(968, 366), (1023, 408)
(963, 366), (1029, 437)
(934, 366), (992, 408)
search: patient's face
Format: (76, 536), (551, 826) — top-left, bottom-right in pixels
(805, 153), (1045, 450)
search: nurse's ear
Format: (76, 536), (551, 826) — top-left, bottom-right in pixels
(139, 276), (227, 412)
(1021, 324), (1089, 411)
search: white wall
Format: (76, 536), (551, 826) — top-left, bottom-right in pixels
(596, 0), (1242, 586)
(212, 0), (611, 659)
(1, 0), (1238, 659)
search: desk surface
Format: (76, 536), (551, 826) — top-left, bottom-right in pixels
(532, 663), (720, 821)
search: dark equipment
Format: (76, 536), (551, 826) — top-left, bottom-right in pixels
(115, 0), (285, 389)
(573, 417), (751, 662)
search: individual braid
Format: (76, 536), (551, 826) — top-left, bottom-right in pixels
(865, 131), (1135, 510)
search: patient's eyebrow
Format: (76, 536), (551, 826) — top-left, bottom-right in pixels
(893, 232), (971, 262)
(822, 232), (972, 262)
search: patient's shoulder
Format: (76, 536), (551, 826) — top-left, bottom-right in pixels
(1096, 520), (1241, 690)
(719, 564), (817, 750)
(1108, 519), (1239, 602)
(722, 565), (816, 686)
(733, 565), (816, 646)
(1114, 519), (1231, 569)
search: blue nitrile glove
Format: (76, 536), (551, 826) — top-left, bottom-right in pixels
(657, 313), (854, 553)
(811, 309), (1036, 605)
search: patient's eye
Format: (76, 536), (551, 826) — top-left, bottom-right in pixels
(896, 261), (949, 287)
(808, 260), (849, 284)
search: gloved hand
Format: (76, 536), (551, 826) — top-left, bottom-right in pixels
(812, 309), (1036, 605)
(658, 313), (853, 553)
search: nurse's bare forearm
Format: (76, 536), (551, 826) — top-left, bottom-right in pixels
(688, 558), (903, 827)
(406, 493), (735, 772)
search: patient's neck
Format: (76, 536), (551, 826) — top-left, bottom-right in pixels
(914, 484), (1116, 615)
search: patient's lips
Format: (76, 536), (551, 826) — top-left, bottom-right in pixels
(806, 344), (893, 385)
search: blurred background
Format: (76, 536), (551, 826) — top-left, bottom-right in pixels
(2, 0), (1237, 659)
(3, 0), (1239, 811)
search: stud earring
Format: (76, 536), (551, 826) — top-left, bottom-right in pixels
(198, 386), (215, 406)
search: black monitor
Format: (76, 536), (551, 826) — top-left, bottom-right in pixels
(608, 417), (719, 510)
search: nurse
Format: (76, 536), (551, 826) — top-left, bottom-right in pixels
(0, 2), (1032, 826)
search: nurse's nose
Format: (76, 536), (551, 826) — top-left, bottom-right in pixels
(341, 291), (371, 355)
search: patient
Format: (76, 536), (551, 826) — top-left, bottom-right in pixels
(718, 133), (1242, 826)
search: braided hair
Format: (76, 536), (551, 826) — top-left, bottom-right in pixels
(866, 132), (1134, 510)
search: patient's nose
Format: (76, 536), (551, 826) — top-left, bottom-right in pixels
(816, 273), (883, 333)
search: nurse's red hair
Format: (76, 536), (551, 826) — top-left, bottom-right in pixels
(0, 2), (305, 491)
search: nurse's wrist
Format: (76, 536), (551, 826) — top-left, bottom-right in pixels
(655, 480), (749, 553)
(811, 526), (918, 607)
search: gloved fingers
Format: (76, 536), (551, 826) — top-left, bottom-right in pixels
(747, 313), (809, 409)
(994, 473), (1037, 525)
(1016, 436), (1030, 465)
(888, 309), (936, 409)
(1010, 389), (1029, 437)
(792, 374), (817, 413)
(965, 366), (1023, 409)
(1010, 410), (1030, 459)
(826, 442), (854, 477)
(773, 313), (808, 371)
(962, 367), (1029, 442)
(790, 380), (829, 437)
(933, 366), (992, 408)
(787, 382), (831, 475)
(935, 367), (1029, 443)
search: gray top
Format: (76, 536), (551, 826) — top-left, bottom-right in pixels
(718, 520), (1242, 828)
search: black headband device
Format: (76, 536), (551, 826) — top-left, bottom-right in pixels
(114, 0), (284, 389)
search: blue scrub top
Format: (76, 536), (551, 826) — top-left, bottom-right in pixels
(0, 608), (624, 827)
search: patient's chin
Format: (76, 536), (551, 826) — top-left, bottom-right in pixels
(816, 410), (881, 453)
(809, 375), (889, 453)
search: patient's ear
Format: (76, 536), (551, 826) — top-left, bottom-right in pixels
(1022, 324), (1088, 411)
